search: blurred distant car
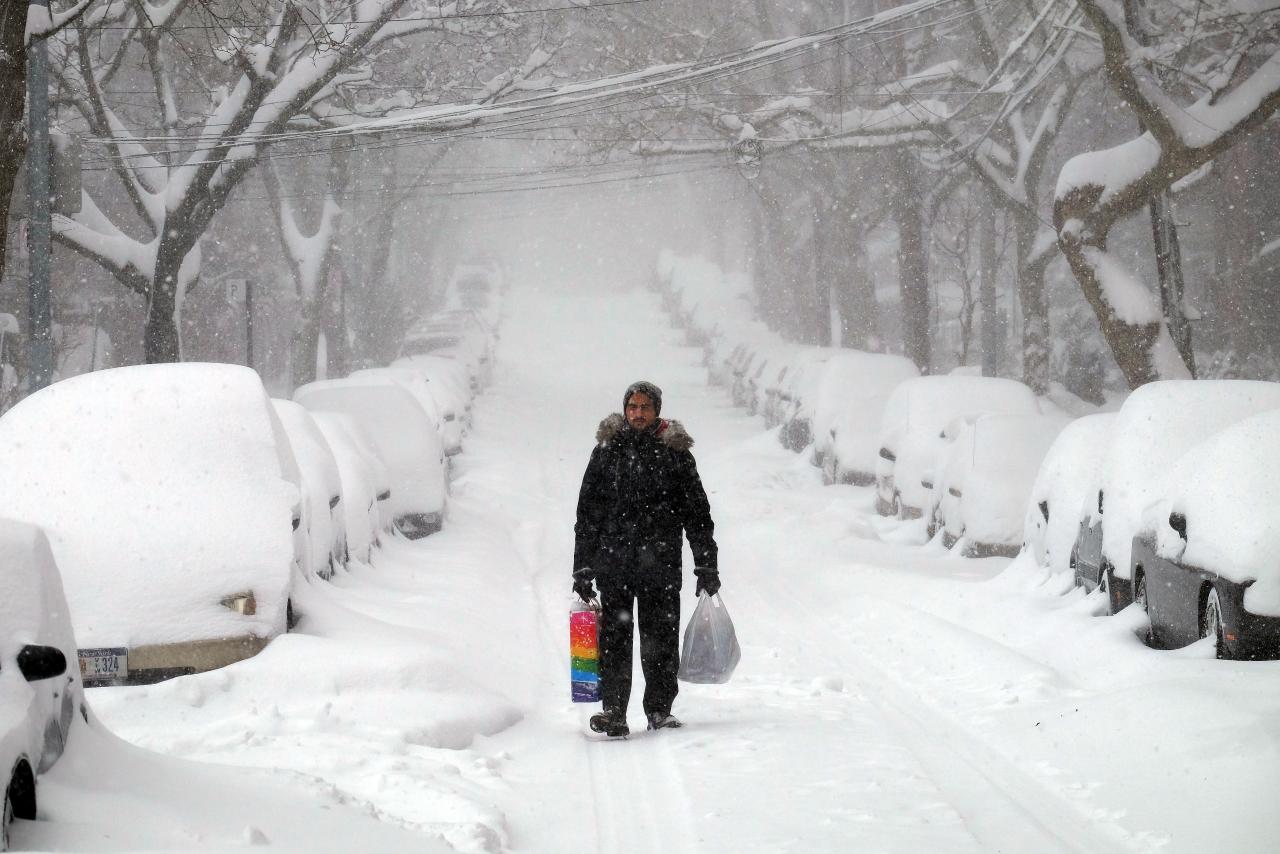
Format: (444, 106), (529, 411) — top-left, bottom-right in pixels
(1071, 380), (1280, 613)
(273, 400), (346, 580)
(1132, 409), (1280, 659)
(810, 352), (919, 483)
(295, 377), (447, 539)
(392, 354), (473, 437)
(0, 364), (301, 687)
(930, 413), (1069, 557)
(310, 412), (389, 565)
(1, 519), (83, 850)
(1022, 413), (1115, 575)
(875, 376), (1041, 519)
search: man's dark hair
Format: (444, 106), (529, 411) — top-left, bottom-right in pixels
(624, 380), (663, 415)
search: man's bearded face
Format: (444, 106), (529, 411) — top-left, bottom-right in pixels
(625, 392), (657, 431)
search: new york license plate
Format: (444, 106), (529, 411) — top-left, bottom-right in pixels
(78, 647), (128, 684)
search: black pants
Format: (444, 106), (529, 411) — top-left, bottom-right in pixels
(599, 579), (680, 717)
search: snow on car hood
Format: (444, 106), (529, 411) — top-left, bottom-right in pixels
(0, 364), (298, 648)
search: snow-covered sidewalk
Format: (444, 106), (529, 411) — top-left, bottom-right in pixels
(55, 281), (1280, 853)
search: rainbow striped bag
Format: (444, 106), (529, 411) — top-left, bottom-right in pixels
(570, 603), (600, 703)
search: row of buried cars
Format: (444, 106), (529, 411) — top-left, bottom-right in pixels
(655, 252), (1280, 662)
(0, 262), (503, 847)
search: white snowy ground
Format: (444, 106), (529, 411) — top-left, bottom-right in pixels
(25, 281), (1280, 853)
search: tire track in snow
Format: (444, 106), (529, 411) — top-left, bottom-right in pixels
(736, 528), (1143, 854)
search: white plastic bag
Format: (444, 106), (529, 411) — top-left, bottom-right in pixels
(678, 593), (741, 684)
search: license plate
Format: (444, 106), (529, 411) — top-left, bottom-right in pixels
(79, 647), (128, 684)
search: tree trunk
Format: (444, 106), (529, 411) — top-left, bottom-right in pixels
(1014, 213), (1051, 394)
(978, 188), (999, 377)
(0, 0), (27, 287)
(891, 154), (931, 372)
(1148, 192), (1195, 375)
(144, 246), (183, 363)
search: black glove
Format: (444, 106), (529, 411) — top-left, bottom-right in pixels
(573, 568), (596, 602)
(694, 568), (720, 597)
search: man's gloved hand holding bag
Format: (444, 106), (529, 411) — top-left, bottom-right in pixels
(678, 585), (740, 684)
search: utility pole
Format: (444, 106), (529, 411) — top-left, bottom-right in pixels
(244, 278), (254, 370)
(25, 0), (53, 392)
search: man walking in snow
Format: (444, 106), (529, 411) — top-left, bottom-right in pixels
(573, 380), (719, 737)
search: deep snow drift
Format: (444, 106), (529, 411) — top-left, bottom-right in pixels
(28, 279), (1280, 853)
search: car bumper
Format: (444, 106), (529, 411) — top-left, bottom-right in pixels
(82, 634), (273, 687)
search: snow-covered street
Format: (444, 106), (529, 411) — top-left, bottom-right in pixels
(25, 277), (1280, 854)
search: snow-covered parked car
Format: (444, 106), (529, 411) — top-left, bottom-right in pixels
(273, 400), (347, 580)
(0, 364), (302, 686)
(1, 519), (83, 849)
(1071, 380), (1280, 613)
(930, 413), (1070, 557)
(310, 412), (388, 565)
(811, 351), (919, 483)
(392, 355), (473, 443)
(1131, 409), (1280, 659)
(1022, 413), (1116, 575)
(349, 365), (457, 456)
(874, 376), (1040, 519)
(294, 376), (447, 539)
(777, 348), (840, 451)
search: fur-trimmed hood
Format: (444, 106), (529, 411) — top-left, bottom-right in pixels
(595, 413), (693, 452)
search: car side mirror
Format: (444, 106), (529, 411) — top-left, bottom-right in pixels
(1169, 512), (1187, 540)
(17, 644), (67, 682)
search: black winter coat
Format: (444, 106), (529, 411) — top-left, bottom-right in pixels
(573, 413), (717, 589)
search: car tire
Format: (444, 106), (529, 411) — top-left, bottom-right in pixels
(1201, 587), (1229, 660)
(1134, 570), (1148, 613)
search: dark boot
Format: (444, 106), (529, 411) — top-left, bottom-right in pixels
(646, 712), (683, 731)
(589, 710), (629, 737)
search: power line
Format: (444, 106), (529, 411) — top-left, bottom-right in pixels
(89, 0), (654, 31)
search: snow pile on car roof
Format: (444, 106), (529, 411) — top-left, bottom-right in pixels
(1143, 408), (1280, 616)
(0, 364), (299, 647)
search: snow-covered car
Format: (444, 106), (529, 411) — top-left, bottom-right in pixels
(777, 348), (839, 451)
(294, 377), (448, 539)
(930, 413), (1070, 557)
(310, 412), (388, 565)
(0, 519), (83, 849)
(874, 376), (1041, 519)
(348, 366), (454, 453)
(1022, 413), (1116, 575)
(1131, 409), (1280, 659)
(810, 351), (919, 483)
(0, 363), (302, 686)
(392, 354), (473, 438)
(273, 400), (346, 580)
(1072, 380), (1280, 613)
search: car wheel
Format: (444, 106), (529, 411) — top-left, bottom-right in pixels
(1201, 587), (1229, 659)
